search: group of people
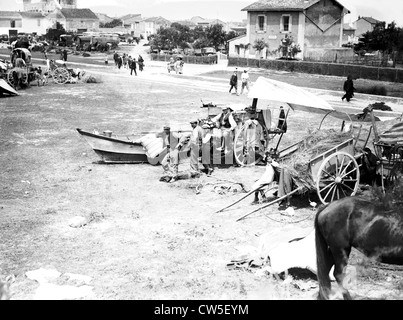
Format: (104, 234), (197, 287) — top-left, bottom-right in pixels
(158, 106), (239, 181)
(229, 68), (250, 95)
(111, 51), (145, 75)
(168, 57), (184, 74)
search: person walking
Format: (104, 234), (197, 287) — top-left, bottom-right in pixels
(123, 53), (128, 69)
(342, 75), (356, 102)
(240, 69), (250, 95)
(138, 55), (144, 72)
(229, 71), (238, 94)
(62, 49), (68, 62)
(117, 55), (123, 69)
(113, 51), (119, 68)
(130, 57), (137, 76)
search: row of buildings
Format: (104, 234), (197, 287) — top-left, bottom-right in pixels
(0, 0), (383, 61)
(0, 0), (247, 40)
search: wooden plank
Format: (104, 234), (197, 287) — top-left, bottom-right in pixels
(236, 187), (303, 222)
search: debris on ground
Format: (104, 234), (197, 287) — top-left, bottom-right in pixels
(25, 267), (94, 300)
(227, 226), (317, 276)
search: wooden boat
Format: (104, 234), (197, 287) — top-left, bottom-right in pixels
(76, 128), (150, 164)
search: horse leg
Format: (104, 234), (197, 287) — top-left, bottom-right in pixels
(315, 216), (334, 300)
(331, 248), (352, 300)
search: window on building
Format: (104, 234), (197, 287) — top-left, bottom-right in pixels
(257, 15), (266, 32)
(281, 15), (292, 33)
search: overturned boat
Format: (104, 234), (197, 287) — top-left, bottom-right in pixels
(76, 128), (165, 165)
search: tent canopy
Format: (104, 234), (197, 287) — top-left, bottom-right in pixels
(248, 76), (334, 116)
(248, 77), (402, 122)
(0, 79), (18, 96)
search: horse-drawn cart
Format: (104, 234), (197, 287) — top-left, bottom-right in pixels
(372, 118), (403, 191)
(47, 59), (85, 84)
(217, 77), (403, 217)
(6, 48), (34, 88)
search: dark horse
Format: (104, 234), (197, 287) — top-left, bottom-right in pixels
(315, 196), (403, 300)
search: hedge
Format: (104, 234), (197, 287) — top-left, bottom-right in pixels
(228, 57), (402, 83)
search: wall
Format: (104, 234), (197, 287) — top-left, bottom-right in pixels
(21, 17), (50, 35)
(355, 19), (372, 37)
(303, 0), (343, 50)
(0, 18), (22, 28)
(227, 34), (248, 57)
(248, 11), (300, 58)
(65, 19), (99, 32)
(304, 47), (355, 62)
(228, 56), (403, 83)
(150, 53), (218, 65)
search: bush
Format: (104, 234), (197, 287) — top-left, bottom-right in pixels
(356, 85), (388, 96)
(82, 74), (101, 83)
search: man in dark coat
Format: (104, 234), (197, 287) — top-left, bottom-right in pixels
(342, 75), (356, 102)
(130, 57), (137, 76)
(62, 49), (68, 62)
(113, 51), (119, 67)
(229, 71), (238, 94)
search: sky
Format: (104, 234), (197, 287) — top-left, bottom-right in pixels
(1, 0), (403, 26)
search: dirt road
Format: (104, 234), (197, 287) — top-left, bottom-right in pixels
(1, 49), (402, 300)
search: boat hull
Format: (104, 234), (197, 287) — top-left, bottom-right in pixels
(77, 128), (148, 164)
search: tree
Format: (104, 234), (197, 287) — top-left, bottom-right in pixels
(278, 34), (301, 59)
(190, 25), (206, 43)
(253, 38), (268, 58)
(354, 21), (403, 67)
(171, 23), (192, 50)
(225, 31), (239, 42)
(101, 19), (123, 28)
(150, 26), (179, 51)
(45, 21), (66, 42)
(205, 24), (226, 50)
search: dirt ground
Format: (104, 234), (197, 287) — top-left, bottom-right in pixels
(1, 44), (402, 300)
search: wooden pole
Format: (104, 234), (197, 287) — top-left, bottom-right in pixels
(236, 187), (303, 222)
(215, 184), (276, 213)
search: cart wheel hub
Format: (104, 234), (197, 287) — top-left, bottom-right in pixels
(335, 176), (342, 184)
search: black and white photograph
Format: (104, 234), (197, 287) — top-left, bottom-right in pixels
(0, 0), (403, 302)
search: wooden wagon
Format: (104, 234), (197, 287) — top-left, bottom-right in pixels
(371, 112), (403, 192)
(216, 78), (403, 217)
(6, 48), (34, 88)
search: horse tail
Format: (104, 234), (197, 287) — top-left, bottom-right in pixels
(314, 205), (333, 300)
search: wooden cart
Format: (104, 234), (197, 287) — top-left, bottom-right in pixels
(6, 48), (34, 88)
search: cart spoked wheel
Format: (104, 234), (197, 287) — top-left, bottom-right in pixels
(6, 70), (15, 87)
(53, 67), (70, 84)
(6, 69), (28, 87)
(316, 151), (360, 204)
(234, 124), (267, 166)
